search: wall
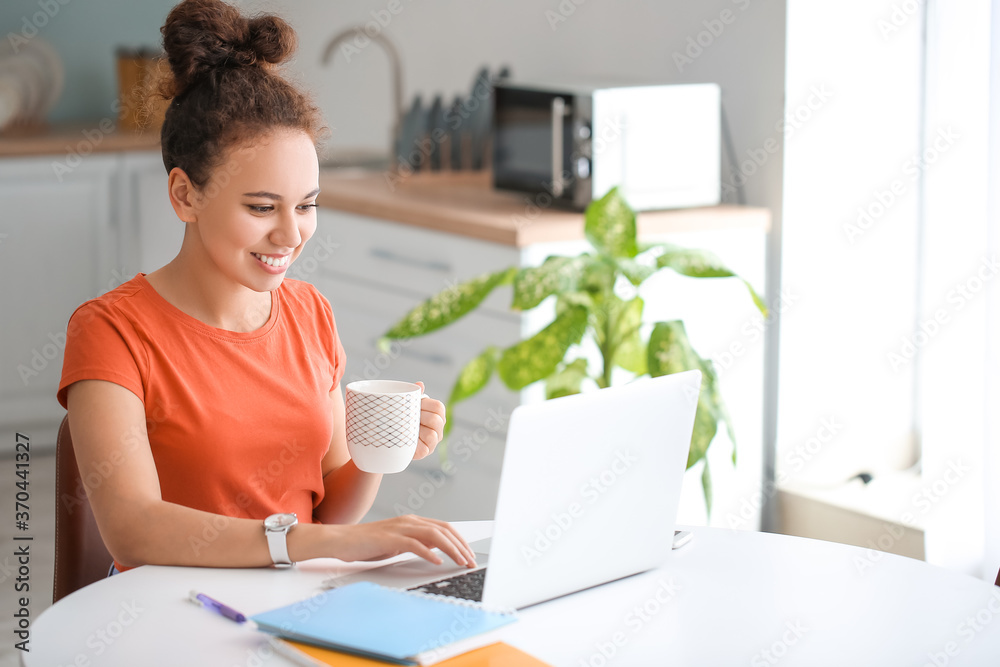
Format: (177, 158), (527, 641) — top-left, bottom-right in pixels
(1, 0), (177, 122)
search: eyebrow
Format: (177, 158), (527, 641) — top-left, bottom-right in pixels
(242, 187), (321, 201)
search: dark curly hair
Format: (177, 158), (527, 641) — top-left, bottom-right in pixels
(158, 0), (325, 187)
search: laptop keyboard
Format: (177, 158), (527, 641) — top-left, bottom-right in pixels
(408, 568), (487, 602)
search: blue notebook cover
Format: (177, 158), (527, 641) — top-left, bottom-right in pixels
(250, 581), (517, 664)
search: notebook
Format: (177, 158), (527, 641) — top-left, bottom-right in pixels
(250, 581), (517, 666)
(284, 640), (551, 666)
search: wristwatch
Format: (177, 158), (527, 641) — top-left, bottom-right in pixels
(263, 513), (298, 567)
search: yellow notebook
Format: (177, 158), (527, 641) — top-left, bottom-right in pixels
(285, 640), (552, 667)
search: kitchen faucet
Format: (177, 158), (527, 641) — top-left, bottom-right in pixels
(321, 27), (403, 167)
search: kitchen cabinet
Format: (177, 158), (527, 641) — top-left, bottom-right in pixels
(116, 151), (183, 277)
(0, 154), (120, 447)
(0, 149), (178, 448)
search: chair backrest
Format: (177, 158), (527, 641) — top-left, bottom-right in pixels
(54, 415), (113, 603)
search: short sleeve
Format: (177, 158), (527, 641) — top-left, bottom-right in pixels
(57, 300), (146, 409)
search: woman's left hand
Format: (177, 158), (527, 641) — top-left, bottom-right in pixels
(413, 381), (446, 460)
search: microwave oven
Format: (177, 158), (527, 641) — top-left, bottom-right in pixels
(492, 82), (721, 211)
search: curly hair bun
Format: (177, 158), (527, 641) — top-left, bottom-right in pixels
(161, 0), (296, 97)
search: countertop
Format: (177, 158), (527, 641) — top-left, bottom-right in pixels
(316, 170), (770, 247)
(0, 120), (160, 157)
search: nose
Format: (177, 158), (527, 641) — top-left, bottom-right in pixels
(269, 207), (304, 250)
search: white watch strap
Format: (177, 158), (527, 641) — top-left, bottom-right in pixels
(266, 525), (293, 566)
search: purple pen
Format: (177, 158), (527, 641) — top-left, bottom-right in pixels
(188, 590), (247, 624)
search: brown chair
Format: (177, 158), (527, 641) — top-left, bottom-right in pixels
(54, 415), (113, 603)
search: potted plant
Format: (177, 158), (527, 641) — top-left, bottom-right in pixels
(380, 188), (766, 512)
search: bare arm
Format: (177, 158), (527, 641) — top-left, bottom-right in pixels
(67, 379), (476, 568)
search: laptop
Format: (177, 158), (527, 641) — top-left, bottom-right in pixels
(348, 369), (701, 610)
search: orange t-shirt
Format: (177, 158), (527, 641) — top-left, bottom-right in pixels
(57, 274), (346, 571)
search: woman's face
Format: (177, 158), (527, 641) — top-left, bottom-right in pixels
(189, 129), (320, 293)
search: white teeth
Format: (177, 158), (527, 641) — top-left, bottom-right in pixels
(253, 253), (289, 267)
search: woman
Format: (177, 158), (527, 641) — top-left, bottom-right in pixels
(57, 0), (476, 574)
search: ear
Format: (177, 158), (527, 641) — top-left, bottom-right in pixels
(167, 167), (201, 223)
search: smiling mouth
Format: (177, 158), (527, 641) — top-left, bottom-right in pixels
(251, 252), (290, 267)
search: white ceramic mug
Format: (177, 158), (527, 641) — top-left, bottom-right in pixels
(344, 380), (425, 473)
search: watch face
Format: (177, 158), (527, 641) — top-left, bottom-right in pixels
(265, 513), (297, 530)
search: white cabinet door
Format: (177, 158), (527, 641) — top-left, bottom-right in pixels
(0, 155), (119, 445)
(310, 210), (520, 316)
(118, 151), (183, 277)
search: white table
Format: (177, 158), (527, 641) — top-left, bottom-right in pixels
(29, 523), (1000, 666)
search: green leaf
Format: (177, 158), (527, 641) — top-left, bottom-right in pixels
(654, 244), (735, 278)
(742, 280), (768, 318)
(647, 320), (700, 378)
(698, 357), (737, 459)
(701, 461), (713, 517)
(497, 306), (588, 390)
(651, 244), (767, 317)
(545, 358), (589, 399)
(584, 187), (639, 259)
(382, 267), (516, 339)
(616, 258), (657, 286)
(580, 256), (618, 296)
(511, 256), (587, 311)
(442, 346), (500, 442)
(647, 320), (726, 471)
(609, 297), (645, 375)
(448, 347), (500, 406)
(689, 394), (719, 469)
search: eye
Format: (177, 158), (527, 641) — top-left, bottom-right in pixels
(297, 203), (318, 212)
(247, 204), (273, 214)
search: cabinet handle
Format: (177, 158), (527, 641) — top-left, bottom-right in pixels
(368, 337), (451, 366)
(551, 96), (567, 197)
(369, 248), (452, 273)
